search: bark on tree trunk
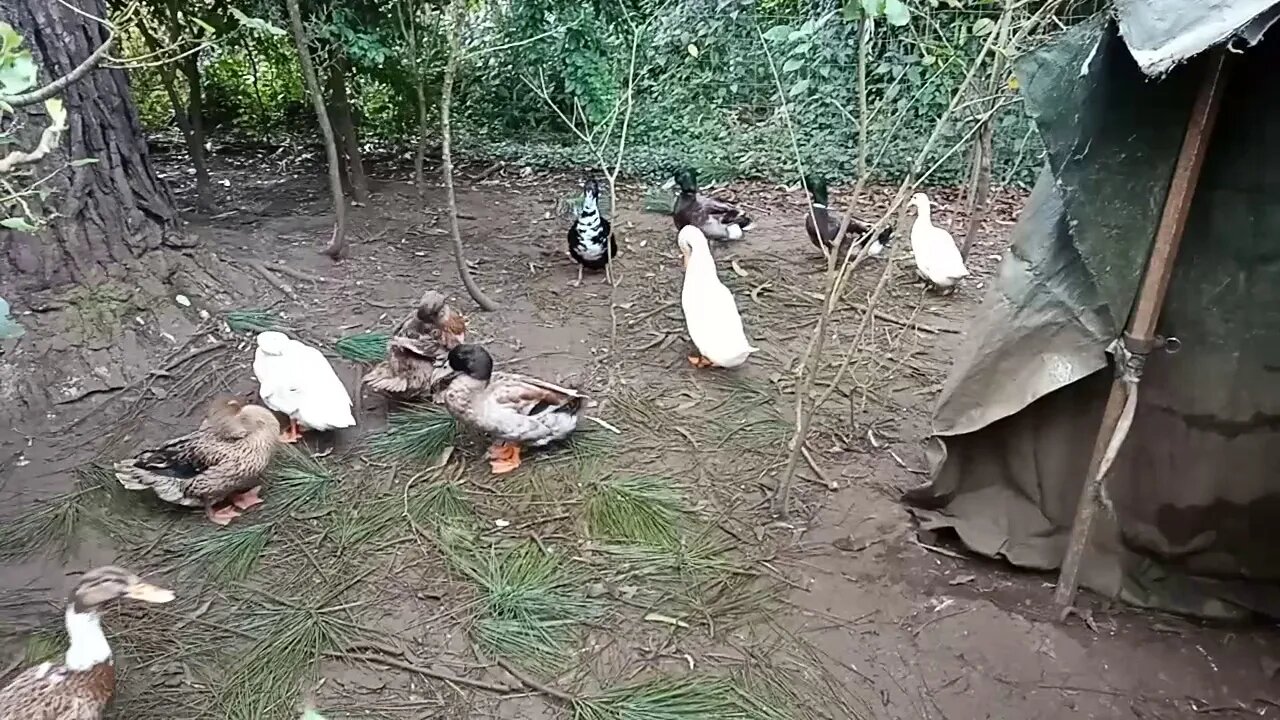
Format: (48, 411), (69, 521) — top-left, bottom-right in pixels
(179, 54), (214, 212)
(285, 0), (347, 259)
(0, 0), (180, 292)
(326, 53), (367, 203)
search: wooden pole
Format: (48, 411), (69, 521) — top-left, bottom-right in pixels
(1053, 48), (1230, 618)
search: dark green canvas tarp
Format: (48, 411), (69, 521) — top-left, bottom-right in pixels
(906, 7), (1280, 619)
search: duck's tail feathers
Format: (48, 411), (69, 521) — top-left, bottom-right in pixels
(114, 462), (196, 506)
(726, 225), (745, 241)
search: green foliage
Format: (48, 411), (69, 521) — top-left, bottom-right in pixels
(367, 405), (458, 462)
(585, 474), (684, 547)
(0, 22), (37, 97)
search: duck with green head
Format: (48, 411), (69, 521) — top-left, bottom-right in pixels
(671, 168), (753, 241)
(802, 174), (891, 259)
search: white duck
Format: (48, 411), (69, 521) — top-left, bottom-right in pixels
(676, 225), (758, 368)
(253, 331), (356, 442)
(908, 192), (969, 293)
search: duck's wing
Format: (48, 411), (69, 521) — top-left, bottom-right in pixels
(365, 338), (438, 396)
(431, 306), (467, 347)
(114, 429), (211, 506)
(699, 194), (752, 226)
(488, 373), (585, 416)
(292, 341), (355, 429)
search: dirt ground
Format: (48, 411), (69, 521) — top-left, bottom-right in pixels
(1, 146), (1277, 719)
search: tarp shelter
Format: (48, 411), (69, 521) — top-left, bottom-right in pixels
(905, 0), (1280, 620)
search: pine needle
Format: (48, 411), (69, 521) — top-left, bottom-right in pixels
(221, 596), (357, 720)
(585, 475), (684, 547)
(574, 674), (791, 720)
(366, 405), (457, 462)
(439, 530), (600, 670)
(182, 523), (274, 582)
(0, 491), (89, 560)
(330, 478), (471, 552)
(225, 309), (285, 334)
(265, 446), (337, 514)
(334, 331), (390, 363)
(23, 627), (65, 666)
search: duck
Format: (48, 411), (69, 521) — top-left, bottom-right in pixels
(431, 344), (586, 474)
(907, 192), (969, 293)
(802, 174), (892, 259)
(0, 566), (173, 720)
(676, 225), (758, 368)
(567, 178), (619, 286)
(254, 331), (356, 442)
(671, 168), (753, 241)
(114, 394), (280, 525)
(365, 291), (467, 399)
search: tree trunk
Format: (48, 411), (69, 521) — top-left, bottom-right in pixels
(0, 0), (180, 292)
(285, 0), (347, 259)
(178, 53), (213, 212)
(326, 53), (367, 203)
(136, 15), (212, 213)
(441, 0), (498, 311)
(414, 75), (429, 199)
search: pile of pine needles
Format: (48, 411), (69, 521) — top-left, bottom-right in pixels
(225, 309), (286, 334)
(438, 529), (601, 671)
(367, 405), (457, 462)
(334, 331), (389, 363)
(584, 474), (684, 547)
(573, 674), (789, 720)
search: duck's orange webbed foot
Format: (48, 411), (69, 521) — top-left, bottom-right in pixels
(687, 354), (715, 369)
(487, 442), (523, 474)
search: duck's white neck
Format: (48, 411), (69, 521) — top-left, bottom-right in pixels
(63, 605), (111, 671)
(685, 245), (719, 280)
(912, 200), (932, 226)
(582, 191), (599, 215)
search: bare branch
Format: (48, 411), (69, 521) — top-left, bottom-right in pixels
(1, 36), (115, 108)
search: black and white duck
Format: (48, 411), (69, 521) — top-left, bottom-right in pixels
(567, 178), (618, 286)
(802, 174), (891, 260)
(671, 168), (753, 241)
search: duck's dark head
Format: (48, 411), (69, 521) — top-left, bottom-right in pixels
(673, 168), (698, 194)
(446, 343), (494, 382)
(70, 566), (174, 613)
(803, 174), (830, 206)
(582, 178), (601, 199)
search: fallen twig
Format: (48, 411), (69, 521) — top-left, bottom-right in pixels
(264, 262), (323, 284)
(800, 445), (838, 490)
(245, 260), (296, 298)
(582, 415), (621, 434)
(493, 656), (577, 704)
(332, 651), (517, 694)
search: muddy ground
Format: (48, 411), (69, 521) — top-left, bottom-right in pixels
(1, 147), (1277, 719)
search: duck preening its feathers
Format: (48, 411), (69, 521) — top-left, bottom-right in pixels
(365, 290), (467, 399)
(567, 178), (619, 284)
(114, 394), (280, 525)
(672, 168), (753, 241)
(802, 174), (892, 259)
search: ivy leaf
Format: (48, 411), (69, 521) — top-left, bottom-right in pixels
(230, 8), (286, 37)
(973, 18), (996, 36)
(782, 58), (804, 73)
(0, 50), (37, 96)
(788, 78), (811, 97)
(762, 25), (792, 42)
(884, 0), (911, 26)
(861, 0), (883, 18)
(70, 157), (99, 167)
(788, 41), (811, 56)
(0, 22), (22, 55)
(1, 217), (38, 232)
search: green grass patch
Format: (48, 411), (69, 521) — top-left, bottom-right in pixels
(224, 308), (286, 334)
(0, 490), (91, 560)
(366, 405), (457, 463)
(23, 627), (65, 666)
(585, 475), (684, 547)
(544, 422), (617, 464)
(574, 674), (791, 720)
(439, 529), (600, 671)
(334, 331), (390, 363)
(181, 523), (274, 582)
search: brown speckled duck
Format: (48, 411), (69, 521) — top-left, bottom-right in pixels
(671, 168), (753, 241)
(113, 395), (280, 525)
(0, 566), (173, 720)
(431, 344), (586, 474)
(365, 291), (468, 399)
